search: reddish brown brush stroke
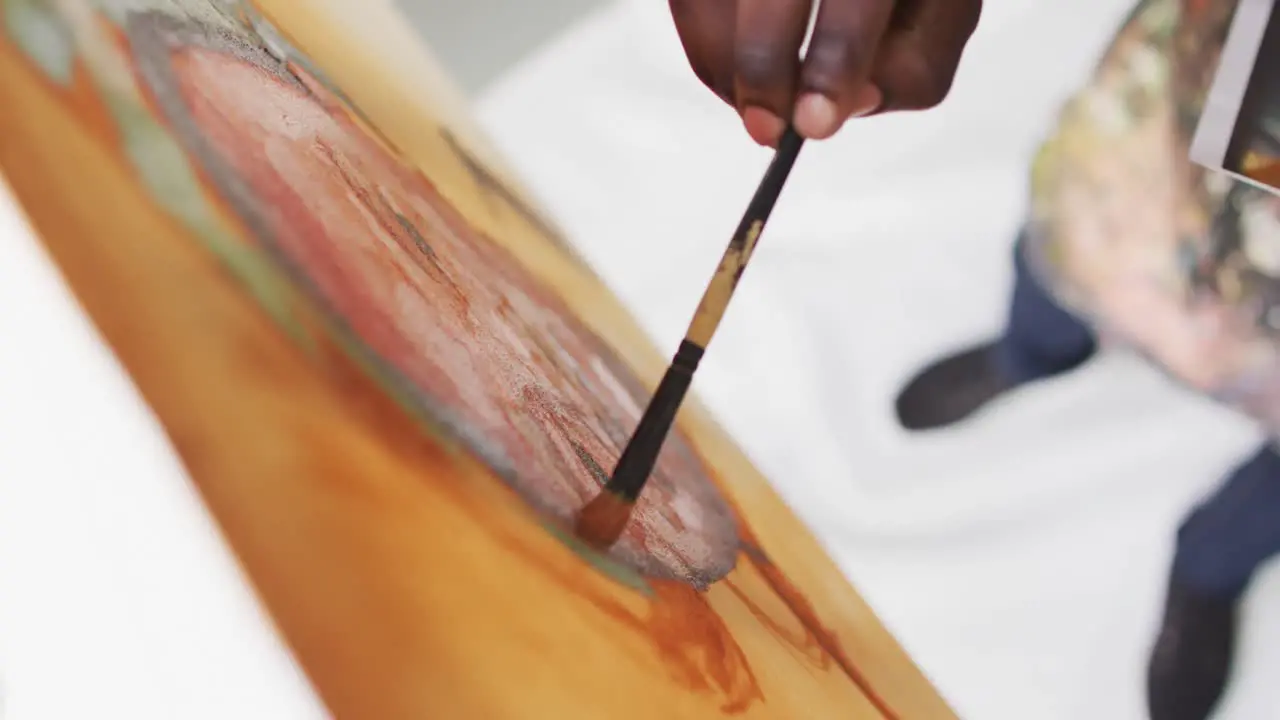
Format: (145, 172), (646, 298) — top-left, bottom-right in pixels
(735, 533), (900, 720)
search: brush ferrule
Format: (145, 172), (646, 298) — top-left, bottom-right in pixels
(671, 339), (705, 374)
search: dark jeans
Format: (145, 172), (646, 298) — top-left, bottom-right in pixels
(995, 236), (1280, 600)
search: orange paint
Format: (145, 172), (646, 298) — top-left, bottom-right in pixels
(1246, 159), (1280, 188)
(492, 520), (765, 714)
(737, 530), (900, 720)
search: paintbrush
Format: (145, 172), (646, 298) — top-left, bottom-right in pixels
(574, 127), (806, 548)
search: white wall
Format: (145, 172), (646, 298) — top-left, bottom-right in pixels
(398, 0), (604, 94)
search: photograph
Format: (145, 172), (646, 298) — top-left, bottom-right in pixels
(1193, 0), (1280, 191)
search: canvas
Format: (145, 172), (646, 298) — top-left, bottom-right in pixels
(0, 0), (954, 717)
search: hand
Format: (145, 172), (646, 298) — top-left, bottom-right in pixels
(669, 0), (982, 146)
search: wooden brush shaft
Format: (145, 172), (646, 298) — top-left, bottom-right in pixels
(686, 128), (803, 348)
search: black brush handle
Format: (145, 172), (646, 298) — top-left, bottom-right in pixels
(740, 127), (805, 242)
(606, 340), (704, 500)
(604, 128), (805, 501)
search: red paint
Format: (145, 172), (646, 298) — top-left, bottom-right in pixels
(159, 44), (738, 584)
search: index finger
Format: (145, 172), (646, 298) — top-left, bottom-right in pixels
(870, 0), (982, 112)
(669, 0), (738, 104)
(733, 0), (813, 145)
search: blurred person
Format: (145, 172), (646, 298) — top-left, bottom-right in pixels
(892, 1), (1280, 719)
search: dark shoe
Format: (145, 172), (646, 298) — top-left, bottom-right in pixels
(1146, 574), (1238, 720)
(894, 342), (1018, 431)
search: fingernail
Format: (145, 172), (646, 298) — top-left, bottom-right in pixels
(793, 93), (840, 139)
(742, 106), (785, 147)
(849, 84), (884, 118)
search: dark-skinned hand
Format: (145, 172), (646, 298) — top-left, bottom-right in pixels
(669, 0), (983, 146)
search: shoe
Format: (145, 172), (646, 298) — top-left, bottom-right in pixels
(894, 342), (1019, 431)
(1146, 573), (1238, 720)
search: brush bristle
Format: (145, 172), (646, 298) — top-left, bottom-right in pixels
(573, 492), (635, 549)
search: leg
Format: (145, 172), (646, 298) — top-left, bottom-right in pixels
(1174, 443), (1280, 597)
(1147, 443), (1280, 720)
(895, 232), (1098, 430)
(992, 239), (1098, 384)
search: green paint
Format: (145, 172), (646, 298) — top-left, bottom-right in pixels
(3, 0), (305, 345)
(327, 320), (472, 448)
(4, 0), (75, 85)
(396, 212), (436, 259)
(539, 520), (654, 597)
(571, 441), (608, 486)
(97, 86), (308, 347)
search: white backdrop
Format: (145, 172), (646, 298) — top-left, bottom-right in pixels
(1, 0), (1278, 718)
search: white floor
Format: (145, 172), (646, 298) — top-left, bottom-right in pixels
(473, 1), (1280, 718)
(0, 1), (1278, 719)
